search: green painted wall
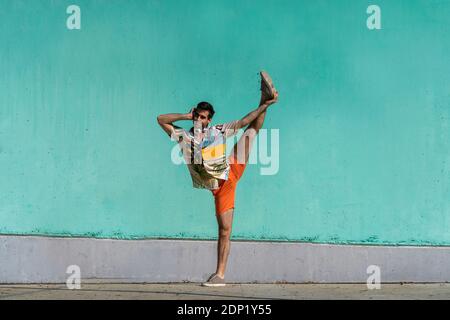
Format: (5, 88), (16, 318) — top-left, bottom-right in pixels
(1, 0), (449, 245)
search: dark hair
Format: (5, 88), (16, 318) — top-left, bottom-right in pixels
(195, 101), (215, 119)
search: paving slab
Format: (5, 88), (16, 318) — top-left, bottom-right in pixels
(0, 283), (449, 300)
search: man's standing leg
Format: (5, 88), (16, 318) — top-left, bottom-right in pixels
(215, 208), (233, 279)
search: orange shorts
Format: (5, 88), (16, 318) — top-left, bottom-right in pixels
(211, 156), (247, 215)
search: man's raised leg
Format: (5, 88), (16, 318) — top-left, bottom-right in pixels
(230, 92), (271, 165)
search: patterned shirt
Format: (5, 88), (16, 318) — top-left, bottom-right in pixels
(170, 120), (240, 190)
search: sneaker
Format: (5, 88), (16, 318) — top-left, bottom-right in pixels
(260, 70), (277, 100)
(202, 273), (226, 287)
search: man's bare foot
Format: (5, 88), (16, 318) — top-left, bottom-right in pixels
(265, 90), (279, 106)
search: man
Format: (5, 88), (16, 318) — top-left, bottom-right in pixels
(157, 71), (278, 286)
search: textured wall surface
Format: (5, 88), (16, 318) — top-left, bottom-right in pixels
(1, 0), (449, 245)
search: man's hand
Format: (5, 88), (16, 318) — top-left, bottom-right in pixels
(265, 91), (279, 106)
(185, 108), (194, 120)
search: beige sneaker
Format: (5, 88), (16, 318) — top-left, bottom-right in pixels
(260, 70), (277, 100)
(202, 273), (226, 287)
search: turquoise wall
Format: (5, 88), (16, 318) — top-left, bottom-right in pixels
(1, 0), (449, 245)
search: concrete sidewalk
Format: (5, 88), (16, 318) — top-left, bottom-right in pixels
(0, 283), (449, 300)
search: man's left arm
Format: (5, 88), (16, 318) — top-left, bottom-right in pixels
(218, 94), (278, 138)
(235, 92), (279, 129)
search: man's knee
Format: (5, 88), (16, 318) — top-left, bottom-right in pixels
(219, 225), (232, 238)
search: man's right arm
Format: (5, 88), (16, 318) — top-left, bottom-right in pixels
(156, 110), (193, 137)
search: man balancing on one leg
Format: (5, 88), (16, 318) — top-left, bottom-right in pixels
(157, 71), (278, 287)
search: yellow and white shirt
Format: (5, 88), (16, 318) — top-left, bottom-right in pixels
(171, 120), (240, 190)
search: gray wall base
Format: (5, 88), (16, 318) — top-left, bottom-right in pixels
(1, 235), (449, 283)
